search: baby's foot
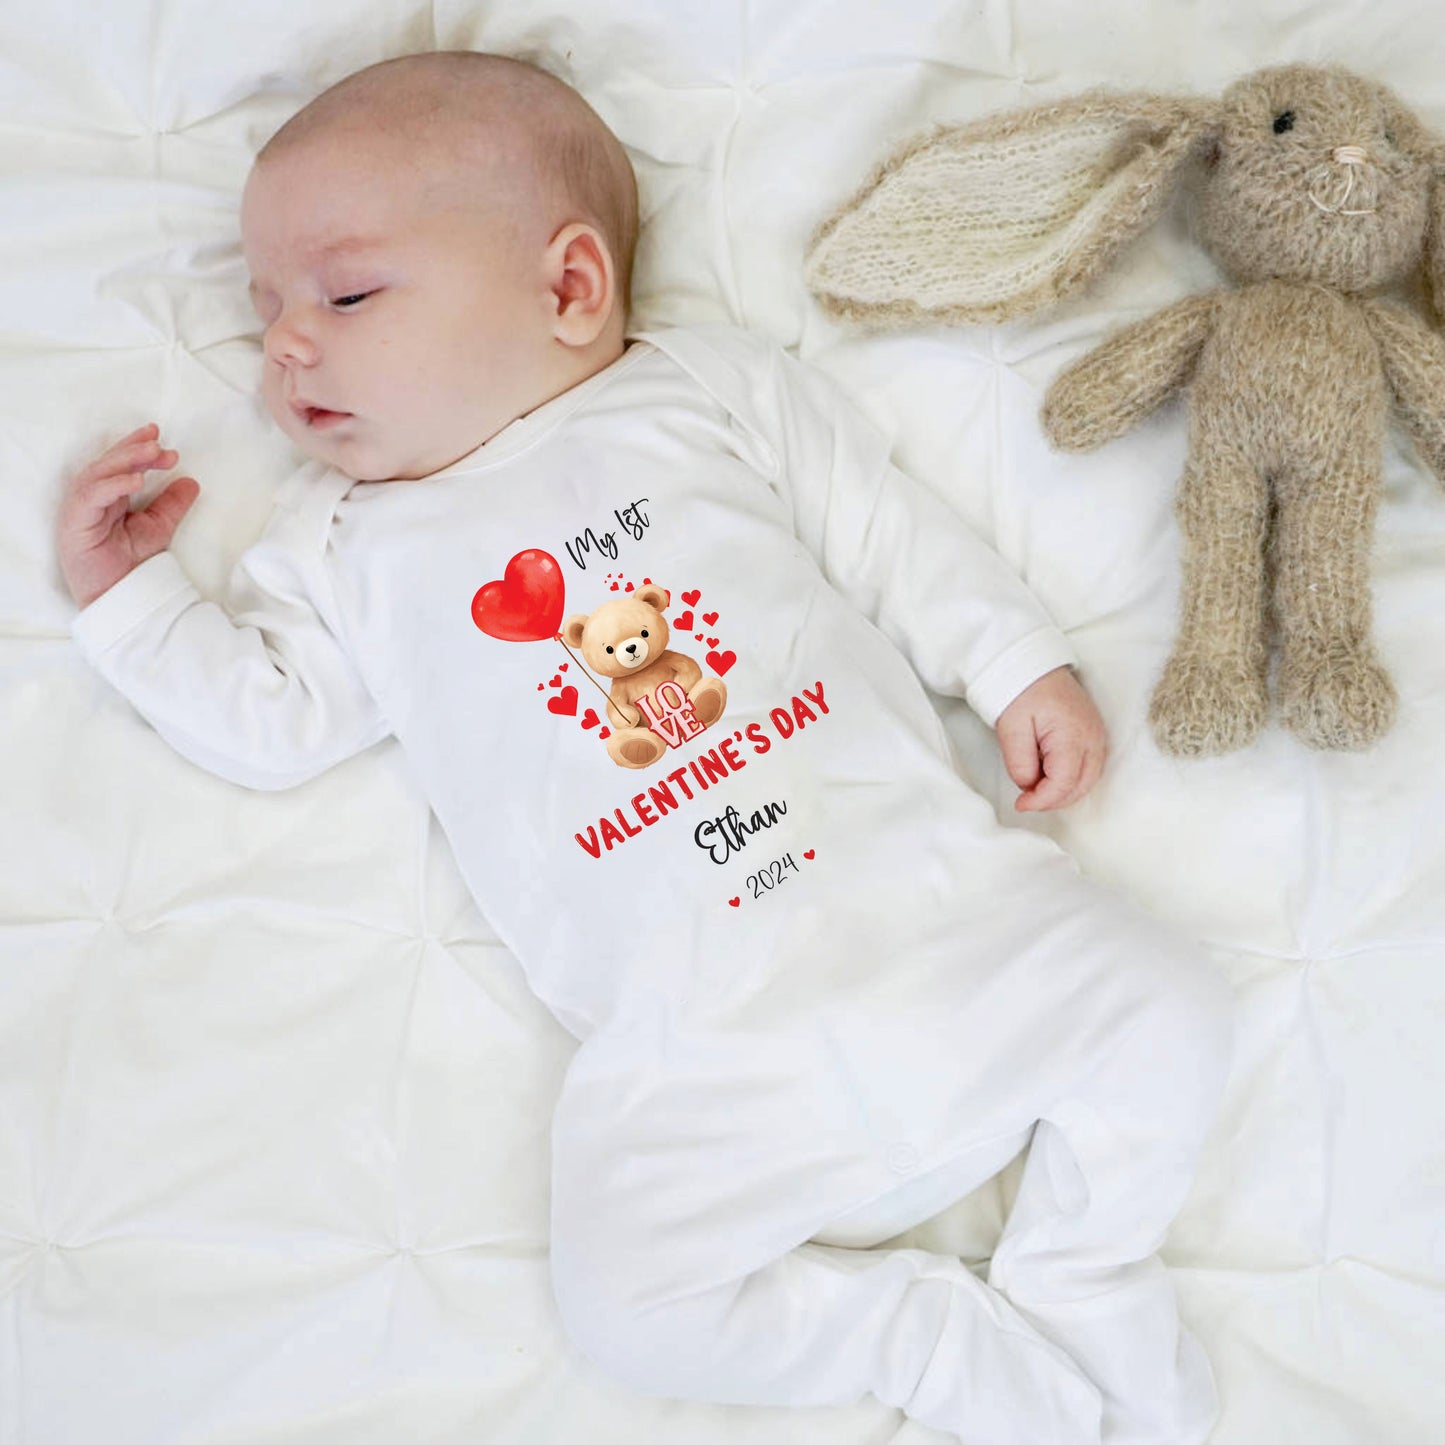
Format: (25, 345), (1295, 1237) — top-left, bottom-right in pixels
(1278, 641), (1397, 750)
(903, 1273), (1103, 1445)
(1149, 651), (1267, 756)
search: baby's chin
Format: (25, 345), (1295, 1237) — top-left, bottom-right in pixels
(277, 413), (394, 481)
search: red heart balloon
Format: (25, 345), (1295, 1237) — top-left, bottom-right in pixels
(472, 550), (565, 642)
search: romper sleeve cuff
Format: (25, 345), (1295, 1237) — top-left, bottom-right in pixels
(70, 552), (197, 661)
(963, 626), (1080, 728)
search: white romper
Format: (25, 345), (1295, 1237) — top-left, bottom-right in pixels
(73, 324), (1234, 1445)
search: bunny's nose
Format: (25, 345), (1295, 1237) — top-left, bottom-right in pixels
(1332, 145), (1370, 166)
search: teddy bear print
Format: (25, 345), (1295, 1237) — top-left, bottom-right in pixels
(562, 585), (728, 770)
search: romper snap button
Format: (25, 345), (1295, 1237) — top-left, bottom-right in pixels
(886, 1143), (920, 1174)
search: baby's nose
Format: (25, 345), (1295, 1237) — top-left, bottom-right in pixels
(264, 316), (320, 367)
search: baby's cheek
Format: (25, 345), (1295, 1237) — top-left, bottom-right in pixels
(258, 369), (289, 428)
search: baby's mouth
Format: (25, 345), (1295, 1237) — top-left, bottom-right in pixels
(292, 400), (353, 430)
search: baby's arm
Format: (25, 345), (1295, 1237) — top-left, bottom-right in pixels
(750, 335), (1103, 808)
(60, 425), (390, 790)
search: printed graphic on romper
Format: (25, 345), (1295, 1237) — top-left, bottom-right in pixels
(469, 503), (834, 909)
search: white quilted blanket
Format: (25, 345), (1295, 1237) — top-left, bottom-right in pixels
(4, 3), (1444, 1442)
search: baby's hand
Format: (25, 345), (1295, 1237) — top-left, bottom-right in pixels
(993, 666), (1108, 812)
(58, 423), (200, 609)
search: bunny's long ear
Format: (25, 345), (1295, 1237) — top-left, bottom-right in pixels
(806, 91), (1220, 326)
(1428, 181), (1445, 323)
(1385, 92), (1445, 321)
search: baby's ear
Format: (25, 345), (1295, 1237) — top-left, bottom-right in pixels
(562, 613), (589, 648)
(806, 91), (1221, 326)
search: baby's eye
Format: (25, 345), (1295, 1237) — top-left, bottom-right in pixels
(331, 291), (374, 308)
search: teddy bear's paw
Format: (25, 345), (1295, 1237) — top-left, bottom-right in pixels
(608, 727), (668, 770)
(690, 677), (727, 728)
(1278, 644), (1397, 751)
(1149, 653), (1268, 757)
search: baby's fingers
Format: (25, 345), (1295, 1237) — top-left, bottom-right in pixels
(78, 435), (174, 487)
(1015, 739), (1087, 812)
(69, 442), (178, 516)
(122, 476), (201, 558)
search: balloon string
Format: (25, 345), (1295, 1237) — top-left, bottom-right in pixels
(554, 634), (634, 723)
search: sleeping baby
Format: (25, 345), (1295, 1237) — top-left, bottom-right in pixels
(57, 50), (1234, 1445)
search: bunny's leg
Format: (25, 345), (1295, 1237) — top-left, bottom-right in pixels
(1272, 457), (1396, 749)
(1149, 444), (1270, 756)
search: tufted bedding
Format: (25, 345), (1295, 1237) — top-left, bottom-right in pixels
(3, 2), (1444, 1442)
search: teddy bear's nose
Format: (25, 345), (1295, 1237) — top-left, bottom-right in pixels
(625, 642), (637, 654)
(1308, 145), (1378, 215)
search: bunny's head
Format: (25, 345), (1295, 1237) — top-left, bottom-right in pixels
(805, 64), (1445, 322)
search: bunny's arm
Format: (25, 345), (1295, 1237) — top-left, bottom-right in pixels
(1042, 291), (1223, 452)
(1360, 298), (1445, 483)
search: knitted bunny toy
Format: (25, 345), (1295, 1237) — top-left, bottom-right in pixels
(805, 64), (1445, 756)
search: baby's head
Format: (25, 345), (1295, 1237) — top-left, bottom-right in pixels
(241, 51), (638, 482)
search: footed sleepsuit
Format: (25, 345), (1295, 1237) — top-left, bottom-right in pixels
(72, 324), (1234, 1445)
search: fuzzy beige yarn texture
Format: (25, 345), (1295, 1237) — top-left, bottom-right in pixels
(808, 64), (1445, 756)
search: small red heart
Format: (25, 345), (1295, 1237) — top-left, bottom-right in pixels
(559, 662), (568, 672)
(550, 675), (562, 688)
(547, 686), (579, 717)
(804, 849), (815, 860)
(599, 727), (611, 740)
(707, 637), (719, 648)
(706, 650), (736, 676)
(536, 684), (544, 691)
(625, 582), (634, 592)
(703, 611), (719, 627)
(610, 582), (619, 591)
(682, 589), (701, 607)
(675, 611), (694, 631)
(728, 897), (740, 908)
(695, 634), (704, 641)
(643, 577), (652, 584)
(581, 708), (600, 729)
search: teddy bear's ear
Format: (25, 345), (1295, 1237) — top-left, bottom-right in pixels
(562, 613), (588, 648)
(635, 584), (669, 611)
(805, 91), (1221, 326)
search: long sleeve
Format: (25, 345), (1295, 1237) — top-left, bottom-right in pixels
(760, 338), (1078, 726)
(70, 467), (391, 790)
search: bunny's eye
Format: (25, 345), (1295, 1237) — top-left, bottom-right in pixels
(1272, 110), (1296, 134)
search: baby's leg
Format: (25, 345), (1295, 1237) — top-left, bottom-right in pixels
(775, 860), (1233, 1445)
(977, 883), (1235, 1445)
(549, 1027), (1102, 1445)
(549, 856), (1230, 1445)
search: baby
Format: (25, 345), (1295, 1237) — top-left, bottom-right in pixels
(57, 51), (1233, 1445)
